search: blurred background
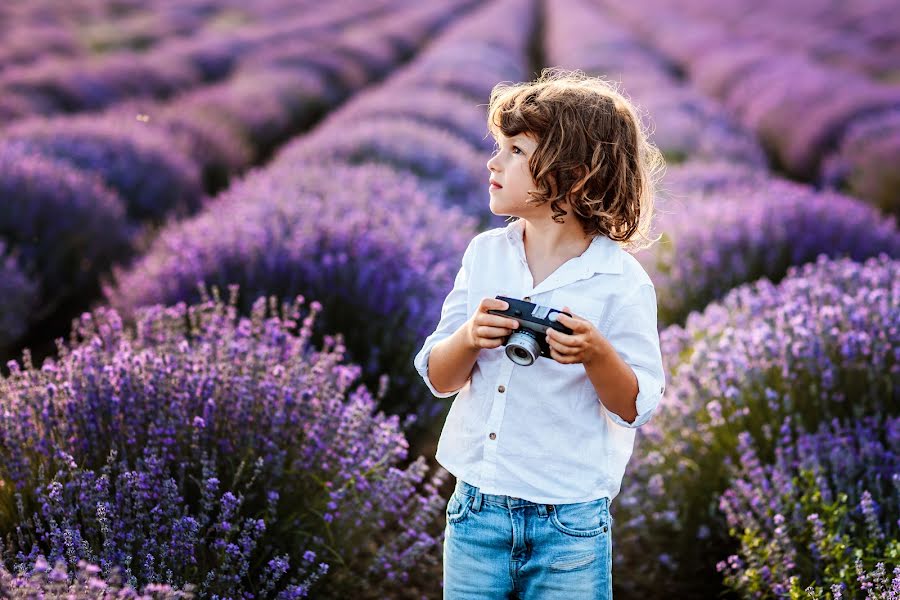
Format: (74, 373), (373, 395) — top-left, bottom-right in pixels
(0, 0), (897, 597)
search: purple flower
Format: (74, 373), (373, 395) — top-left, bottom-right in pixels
(821, 108), (900, 215)
(2, 114), (203, 222)
(103, 162), (478, 425)
(635, 165), (900, 325)
(718, 416), (899, 597)
(0, 239), (38, 352)
(1, 291), (448, 597)
(615, 254), (898, 596)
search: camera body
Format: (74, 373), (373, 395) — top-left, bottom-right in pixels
(487, 295), (574, 366)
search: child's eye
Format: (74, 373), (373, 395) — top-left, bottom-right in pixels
(512, 146), (522, 154)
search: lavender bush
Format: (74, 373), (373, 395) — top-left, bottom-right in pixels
(718, 416), (900, 598)
(596, 0), (900, 209)
(637, 171), (900, 326)
(2, 115), (203, 222)
(0, 240), (37, 354)
(163, 67), (332, 162)
(103, 162), (478, 428)
(543, 0), (767, 168)
(822, 109), (900, 216)
(0, 289), (449, 598)
(720, 56), (900, 179)
(387, 0), (534, 103)
(0, 25), (78, 72)
(273, 118), (491, 224)
(333, 87), (493, 152)
(613, 255), (899, 599)
(0, 52), (203, 114)
(392, 45), (527, 102)
(0, 143), (132, 330)
(655, 159), (771, 197)
(0, 556), (195, 599)
(0, 2), (390, 119)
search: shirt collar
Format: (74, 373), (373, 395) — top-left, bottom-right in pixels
(503, 218), (623, 294)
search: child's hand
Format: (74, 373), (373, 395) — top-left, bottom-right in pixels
(465, 297), (519, 351)
(546, 306), (603, 365)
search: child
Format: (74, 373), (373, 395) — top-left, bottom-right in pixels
(413, 68), (667, 599)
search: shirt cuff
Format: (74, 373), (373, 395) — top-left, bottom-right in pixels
(606, 365), (664, 429)
(413, 340), (462, 398)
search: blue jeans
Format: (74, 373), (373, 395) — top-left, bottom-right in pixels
(442, 478), (613, 599)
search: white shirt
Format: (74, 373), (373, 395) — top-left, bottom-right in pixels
(413, 218), (666, 504)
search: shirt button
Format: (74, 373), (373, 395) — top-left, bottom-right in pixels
(489, 432), (497, 440)
(498, 385), (505, 393)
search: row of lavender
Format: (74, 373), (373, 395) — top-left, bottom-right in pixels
(2, 0), (896, 597)
(0, 0), (390, 123)
(102, 0), (535, 430)
(0, 0), (471, 363)
(624, 253), (899, 599)
(595, 0), (900, 216)
(0, 0), (302, 73)
(634, 0), (899, 80)
(549, 1), (900, 597)
(0, 1), (537, 597)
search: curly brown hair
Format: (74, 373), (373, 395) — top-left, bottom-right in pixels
(486, 68), (665, 251)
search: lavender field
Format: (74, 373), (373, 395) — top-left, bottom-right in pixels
(0, 0), (897, 598)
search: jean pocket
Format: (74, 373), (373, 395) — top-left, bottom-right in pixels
(548, 497), (609, 537)
(446, 491), (474, 525)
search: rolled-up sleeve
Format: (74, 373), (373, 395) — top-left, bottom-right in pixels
(412, 236), (476, 398)
(600, 283), (666, 428)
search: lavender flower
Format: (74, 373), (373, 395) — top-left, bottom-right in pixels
(636, 167), (900, 325)
(2, 114), (204, 222)
(821, 108), (900, 216)
(0, 142), (132, 338)
(614, 254), (899, 598)
(0, 239), (37, 353)
(333, 87), (495, 152)
(0, 291), (448, 598)
(103, 162), (478, 427)
(0, 556), (196, 599)
(543, 0), (767, 167)
(718, 416), (899, 598)
(273, 118), (490, 222)
(594, 0), (900, 207)
(0, 51), (201, 114)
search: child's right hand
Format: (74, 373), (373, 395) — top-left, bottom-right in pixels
(465, 297), (519, 351)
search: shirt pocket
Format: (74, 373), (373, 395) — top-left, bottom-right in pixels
(549, 289), (609, 334)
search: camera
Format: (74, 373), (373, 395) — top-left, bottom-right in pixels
(486, 295), (574, 366)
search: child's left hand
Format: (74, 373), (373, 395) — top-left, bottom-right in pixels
(545, 306), (603, 365)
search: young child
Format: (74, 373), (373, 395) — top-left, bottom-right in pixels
(413, 68), (667, 599)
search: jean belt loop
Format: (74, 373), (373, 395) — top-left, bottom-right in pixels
(537, 503), (548, 517)
(471, 489), (483, 512)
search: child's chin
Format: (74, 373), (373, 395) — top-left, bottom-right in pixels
(489, 200), (513, 217)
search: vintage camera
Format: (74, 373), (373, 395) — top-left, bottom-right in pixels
(487, 295), (574, 366)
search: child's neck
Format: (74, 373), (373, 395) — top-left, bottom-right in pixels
(522, 218), (593, 262)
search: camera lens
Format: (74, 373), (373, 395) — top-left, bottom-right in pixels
(505, 330), (540, 366)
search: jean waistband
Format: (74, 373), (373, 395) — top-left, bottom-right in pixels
(454, 478), (610, 512)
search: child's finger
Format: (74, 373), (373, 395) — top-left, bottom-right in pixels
(555, 307), (585, 331)
(546, 327), (577, 346)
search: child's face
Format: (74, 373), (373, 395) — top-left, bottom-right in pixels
(487, 131), (541, 218)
